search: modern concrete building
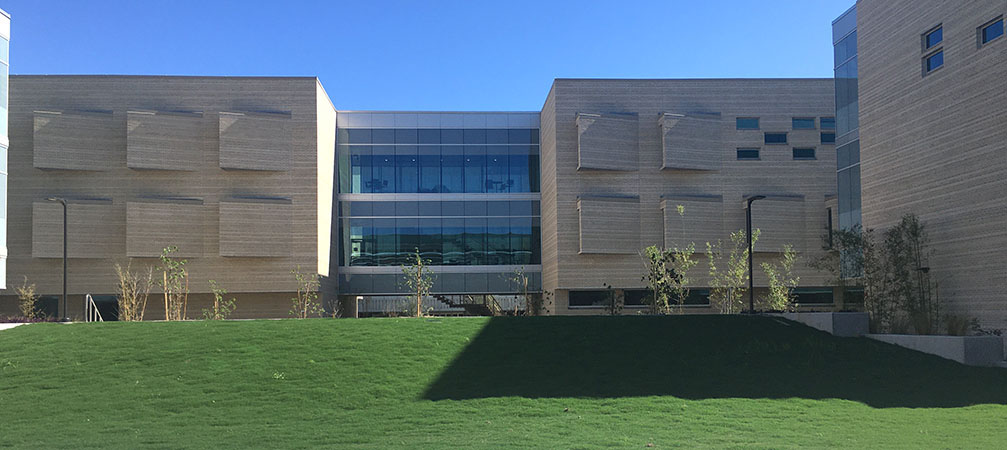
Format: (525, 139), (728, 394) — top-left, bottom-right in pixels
(539, 79), (839, 313)
(1, 76), (335, 319)
(0, 9), (10, 289)
(0, 75), (844, 318)
(848, 0), (1007, 329)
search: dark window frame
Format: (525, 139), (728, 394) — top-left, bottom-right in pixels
(821, 132), (836, 145)
(792, 117), (817, 130)
(764, 132), (788, 145)
(923, 24), (943, 51)
(979, 16), (1004, 47)
(820, 117), (836, 129)
(793, 147), (816, 160)
(736, 148), (760, 160)
(923, 49), (944, 75)
(736, 117), (760, 130)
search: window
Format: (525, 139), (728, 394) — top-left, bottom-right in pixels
(736, 148), (760, 160)
(736, 117), (759, 130)
(764, 132), (787, 145)
(925, 25), (943, 50)
(821, 132), (836, 144)
(793, 148), (816, 160)
(924, 50), (944, 74)
(820, 117), (836, 129)
(792, 118), (816, 130)
(980, 17), (1004, 46)
(568, 290), (611, 308)
(794, 288), (834, 305)
(623, 290), (651, 307)
(923, 25), (944, 76)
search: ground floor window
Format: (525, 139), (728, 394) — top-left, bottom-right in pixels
(793, 288), (834, 305)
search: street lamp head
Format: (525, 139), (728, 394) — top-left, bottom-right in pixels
(747, 195), (767, 206)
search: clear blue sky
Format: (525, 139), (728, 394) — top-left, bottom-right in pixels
(3, 0), (851, 111)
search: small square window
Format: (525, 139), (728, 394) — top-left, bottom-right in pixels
(764, 132), (788, 145)
(793, 148), (816, 160)
(924, 50), (944, 74)
(736, 117), (760, 130)
(925, 26), (943, 50)
(737, 148), (760, 160)
(821, 132), (836, 144)
(820, 117), (836, 129)
(792, 118), (816, 129)
(980, 18), (1004, 45)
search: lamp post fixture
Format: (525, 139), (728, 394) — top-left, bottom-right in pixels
(46, 197), (69, 322)
(746, 195), (766, 314)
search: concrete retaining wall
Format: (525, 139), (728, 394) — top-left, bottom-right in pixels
(867, 334), (1005, 367)
(771, 312), (870, 337)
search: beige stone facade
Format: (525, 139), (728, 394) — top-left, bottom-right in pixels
(539, 79), (839, 314)
(1, 76), (335, 320)
(857, 0), (1007, 328)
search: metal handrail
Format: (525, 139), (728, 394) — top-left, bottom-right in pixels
(85, 294), (104, 323)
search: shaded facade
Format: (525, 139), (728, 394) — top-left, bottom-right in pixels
(854, 0), (1007, 328)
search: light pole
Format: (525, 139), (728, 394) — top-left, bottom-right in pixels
(46, 197), (69, 322)
(746, 195), (766, 314)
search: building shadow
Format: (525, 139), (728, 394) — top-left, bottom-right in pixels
(422, 315), (1007, 408)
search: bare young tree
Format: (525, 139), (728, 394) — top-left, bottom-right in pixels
(14, 276), (40, 320)
(761, 244), (800, 312)
(159, 246), (189, 321)
(401, 249), (434, 318)
(114, 261), (153, 322)
(706, 229), (760, 314)
(203, 280), (237, 321)
(290, 266), (322, 319)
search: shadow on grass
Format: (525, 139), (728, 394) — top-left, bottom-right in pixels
(423, 315), (1007, 408)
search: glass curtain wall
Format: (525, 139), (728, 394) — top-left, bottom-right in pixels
(339, 200), (541, 267)
(834, 6), (862, 232)
(336, 114), (542, 273)
(338, 128), (540, 194)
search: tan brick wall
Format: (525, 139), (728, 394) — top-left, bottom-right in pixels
(6, 76), (332, 306)
(539, 79), (838, 314)
(857, 0), (1007, 328)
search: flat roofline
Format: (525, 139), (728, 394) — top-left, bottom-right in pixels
(0, 8), (9, 19)
(10, 74), (320, 81)
(337, 110), (539, 114)
(552, 77), (833, 82)
(832, 4), (856, 26)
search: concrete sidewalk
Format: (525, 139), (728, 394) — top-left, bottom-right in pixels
(0, 323), (26, 331)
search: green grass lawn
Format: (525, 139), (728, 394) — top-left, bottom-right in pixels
(2, 316), (1006, 448)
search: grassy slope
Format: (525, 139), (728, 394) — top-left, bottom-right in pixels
(1, 316), (1006, 448)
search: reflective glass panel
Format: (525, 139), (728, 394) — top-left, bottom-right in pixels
(440, 146), (464, 193)
(925, 27), (942, 49)
(442, 219), (466, 265)
(736, 117), (759, 130)
(371, 147), (395, 192)
(764, 133), (788, 144)
(464, 145), (486, 193)
(418, 146), (441, 193)
(395, 145), (418, 193)
(925, 50), (943, 72)
(982, 20), (1004, 44)
(486, 146), (510, 193)
(792, 118), (816, 129)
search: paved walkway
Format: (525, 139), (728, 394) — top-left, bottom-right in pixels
(0, 323), (26, 331)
